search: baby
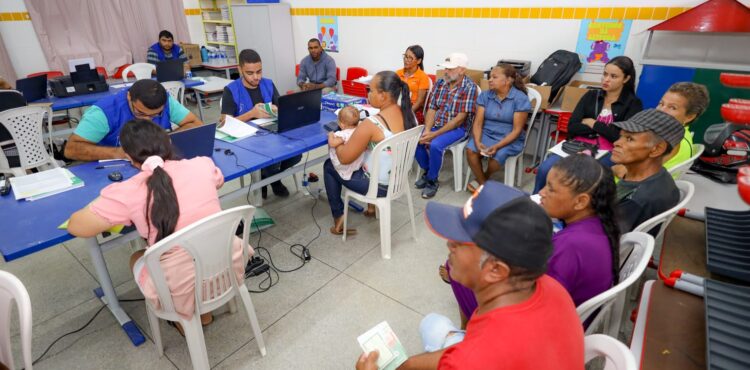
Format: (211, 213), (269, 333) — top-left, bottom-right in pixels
(329, 106), (364, 180)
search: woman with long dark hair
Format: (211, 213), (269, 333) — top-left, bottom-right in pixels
(68, 119), (248, 334)
(442, 154), (619, 328)
(324, 70), (417, 235)
(396, 45), (431, 123)
(533, 55), (642, 193)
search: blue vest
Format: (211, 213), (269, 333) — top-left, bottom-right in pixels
(149, 42), (182, 61)
(226, 77), (274, 116)
(94, 89), (172, 147)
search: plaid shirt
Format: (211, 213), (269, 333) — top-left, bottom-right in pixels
(428, 75), (479, 128)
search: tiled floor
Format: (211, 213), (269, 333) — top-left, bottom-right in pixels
(4, 85), (537, 370)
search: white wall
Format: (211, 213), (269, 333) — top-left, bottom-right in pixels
(183, 0), (207, 46)
(0, 0), (49, 77)
(283, 0), (750, 81)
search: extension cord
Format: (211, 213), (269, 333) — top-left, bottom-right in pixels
(247, 264), (270, 277)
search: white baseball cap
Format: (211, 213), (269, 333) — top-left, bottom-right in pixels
(437, 53), (469, 69)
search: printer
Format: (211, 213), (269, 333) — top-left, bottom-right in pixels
(484, 59), (532, 79)
(49, 64), (108, 97)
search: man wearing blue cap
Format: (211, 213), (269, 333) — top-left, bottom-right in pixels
(356, 181), (584, 370)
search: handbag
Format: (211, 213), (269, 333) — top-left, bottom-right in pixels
(561, 139), (599, 156)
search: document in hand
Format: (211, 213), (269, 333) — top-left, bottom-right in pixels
(357, 321), (408, 370)
(217, 115), (258, 141)
(260, 102), (277, 118)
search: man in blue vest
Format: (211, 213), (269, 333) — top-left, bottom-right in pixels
(221, 49), (299, 198)
(64, 79), (202, 161)
(146, 30), (189, 73)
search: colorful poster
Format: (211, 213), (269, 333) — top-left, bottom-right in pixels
(575, 19), (632, 74)
(317, 16), (339, 52)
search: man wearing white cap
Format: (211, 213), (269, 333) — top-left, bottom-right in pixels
(415, 52), (479, 199)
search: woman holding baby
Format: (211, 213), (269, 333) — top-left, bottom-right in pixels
(464, 64), (530, 192)
(323, 71), (417, 235)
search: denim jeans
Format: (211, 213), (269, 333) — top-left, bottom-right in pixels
(323, 159), (386, 218)
(415, 126), (466, 181)
(419, 313), (466, 352)
(533, 152), (614, 194)
(261, 154), (302, 181)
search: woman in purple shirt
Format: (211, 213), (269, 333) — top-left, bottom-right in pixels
(443, 154), (619, 327)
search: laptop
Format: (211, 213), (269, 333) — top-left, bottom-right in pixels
(156, 59), (184, 82)
(169, 123), (216, 159)
(15, 74), (47, 102)
(264, 89), (322, 133)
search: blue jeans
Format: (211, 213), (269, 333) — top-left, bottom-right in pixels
(533, 152), (615, 194)
(323, 159), (386, 218)
(261, 154), (302, 180)
(419, 313), (466, 352)
(415, 126), (466, 181)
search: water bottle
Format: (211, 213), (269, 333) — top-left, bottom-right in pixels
(208, 51), (215, 65)
(185, 70), (193, 79)
(220, 51), (227, 65)
(46, 80), (54, 98)
(200, 46), (209, 63)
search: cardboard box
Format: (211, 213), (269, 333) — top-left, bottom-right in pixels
(558, 80), (601, 112)
(321, 92), (367, 112)
(180, 43), (202, 67)
(436, 68), (484, 85)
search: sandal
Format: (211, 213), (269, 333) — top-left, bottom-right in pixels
(167, 321), (185, 337)
(438, 264), (451, 284)
(466, 180), (480, 194)
(330, 226), (358, 236)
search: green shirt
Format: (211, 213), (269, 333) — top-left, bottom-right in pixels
(664, 128), (693, 178)
(74, 96), (190, 143)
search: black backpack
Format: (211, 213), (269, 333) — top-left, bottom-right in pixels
(531, 50), (582, 103)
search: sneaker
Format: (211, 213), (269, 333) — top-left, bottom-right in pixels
(271, 181), (290, 197)
(415, 174), (429, 189)
(421, 180), (439, 199)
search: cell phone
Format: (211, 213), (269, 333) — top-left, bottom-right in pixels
(0, 179), (11, 196)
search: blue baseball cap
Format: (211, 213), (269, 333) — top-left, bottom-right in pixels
(425, 181), (553, 270)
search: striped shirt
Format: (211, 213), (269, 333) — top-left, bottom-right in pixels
(146, 48), (187, 65)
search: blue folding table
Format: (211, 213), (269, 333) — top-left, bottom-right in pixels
(0, 141), (270, 346)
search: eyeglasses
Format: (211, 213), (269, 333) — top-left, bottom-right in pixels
(129, 100), (165, 120)
(402, 54), (415, 61)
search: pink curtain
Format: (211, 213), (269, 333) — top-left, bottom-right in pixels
(0, 34), (17, 85)
(24, 0), (190, 75)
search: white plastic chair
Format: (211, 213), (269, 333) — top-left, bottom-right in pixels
(585, 334), (637, 370)
(0, 271), (33, 370)
(162, 81), (185, 105)
(0, 106), (60, 177)
(342, 125), (424, 259)
(667, 143), (704, 180)
(122, 63), (156, 82)
(463, 86), (543, 188)
(633, 180), (694, 262)
(576, 232), (654, 336)
(142, 205), (266, 369)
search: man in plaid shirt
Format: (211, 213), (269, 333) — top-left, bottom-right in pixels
(415, 53), (479, 199)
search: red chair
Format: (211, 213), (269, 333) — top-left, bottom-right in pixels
(336, 67), (341, 81)
(27, 71), (63, 79)
(96, 66), (108, 80)
(113, 64), (135, 79)
(427, 74), (437, 84)
(341, 80), (368, 98)
(295, 64), (300, 77)
(346, 67), (368, 81)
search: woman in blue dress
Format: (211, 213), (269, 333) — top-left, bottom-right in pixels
(465, 64), (531, 191)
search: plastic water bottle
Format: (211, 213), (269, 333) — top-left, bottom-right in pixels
(220, 51), (227, 65)
(46, 80), (54, 98)
(208, 51), (215, 65)
(185, 70), (193, 79)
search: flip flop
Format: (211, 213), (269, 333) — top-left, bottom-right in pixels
(330, 226), (358, 236)
(167, 321), (185, 337)
(466, 180), (479, 193)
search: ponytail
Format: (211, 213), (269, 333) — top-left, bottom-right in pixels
(494, 64), (527, 95)
(145, 167), (180, 243)
(119, 118), (180, 244)
(552, 154), (621, 284)
(375, 70), (417, 130)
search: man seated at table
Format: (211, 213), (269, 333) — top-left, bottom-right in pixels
(146, 30), (190, 73)
(415, 52), (479, 199)
(611, 109), (682, 232)
(356, 181), (584, 370)
(64, 79), (202, 161)
(296, 38), (337, 94)
(221, 49), (298, 198)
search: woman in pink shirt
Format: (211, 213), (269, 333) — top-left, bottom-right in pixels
(68, 119), (249, 334)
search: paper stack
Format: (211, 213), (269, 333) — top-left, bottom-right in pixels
(215, 115), (258, 142)
(10, 167), (85, 201)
